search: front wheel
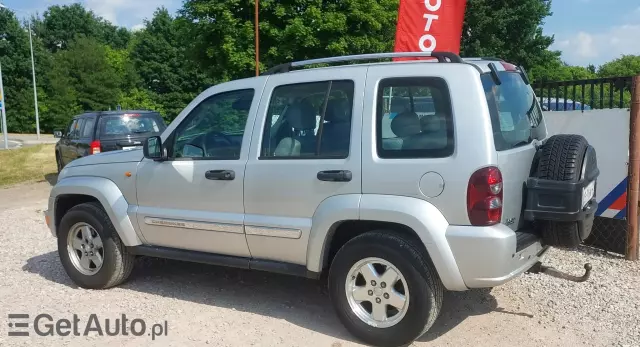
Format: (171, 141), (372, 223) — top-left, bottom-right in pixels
(57, 202), (135, 289)
(328, 231), (443, 347)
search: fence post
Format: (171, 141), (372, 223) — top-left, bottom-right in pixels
(627, 75), (640, 261)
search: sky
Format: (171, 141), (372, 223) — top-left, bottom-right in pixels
(2, 0), (640, 67)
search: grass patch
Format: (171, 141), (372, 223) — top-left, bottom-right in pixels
(0, 144), (57, 188)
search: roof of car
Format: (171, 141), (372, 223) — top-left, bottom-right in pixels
(74, 110), (159, 119)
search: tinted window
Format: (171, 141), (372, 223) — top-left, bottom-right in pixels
(69, 119), (83, 139)
(377, 77), (454, 158)
(171, 89), (255, 160)
(81, 118), (95, 138)
(65, 120), (77, 138)
(482, 71), (543, 151)
(98, 113), (165, 139)
(261, 80), (354, 159)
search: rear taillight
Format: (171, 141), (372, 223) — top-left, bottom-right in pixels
(467, 166), (503, 226)
(89, 140), (101, 155)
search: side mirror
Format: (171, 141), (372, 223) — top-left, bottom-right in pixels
(143, 136), (166, 161)
(53, 130), (63, 138)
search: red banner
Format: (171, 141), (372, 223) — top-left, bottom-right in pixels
(393, 0), (467, 59)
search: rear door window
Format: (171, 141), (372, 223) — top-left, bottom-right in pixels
(98, 113), (166, 139)
(70, 119), (84, 140)
(65, 119), (77, 138)
(481, 71), (544, 151)
(81, 118), (95, 138)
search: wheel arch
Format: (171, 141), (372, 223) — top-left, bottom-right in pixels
(307, 194), (467, 291)
(50, 176), (143, 246)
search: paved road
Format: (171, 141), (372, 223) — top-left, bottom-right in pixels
(0, 133), (58, 150)
(0, 139), (22, 150)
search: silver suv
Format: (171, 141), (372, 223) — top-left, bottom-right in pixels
(45, 52), (599, 347)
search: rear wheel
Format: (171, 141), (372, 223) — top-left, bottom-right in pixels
(56, 152), (63, 173)
(535, 134), (596, 248)
(328, 231), (443, 347)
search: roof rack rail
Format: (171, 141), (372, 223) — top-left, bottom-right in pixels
(262, 51), (463, 75)
(480, 57), (505, 61)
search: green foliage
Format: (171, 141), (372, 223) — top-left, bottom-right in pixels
(49, 37), (120, 110)
(1, 1), (639, 135)
(0, 9), (38, 133)
(129, 7), (211, 122)
(180, 0), (399, 81)
(117, 88), (165, 115)
(597, 55), (640, 78)
(34, 4), (130, 52)
(461, 0), (560, 73)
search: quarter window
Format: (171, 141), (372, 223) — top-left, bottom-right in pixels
(377, 77), (454, 158)
(261, 80), (354, 159)
(170, 89), (255, 160)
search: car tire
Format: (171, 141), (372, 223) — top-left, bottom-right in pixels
(57, 202), (135, 289)
(535, 134), (597, 248)
(328, 231), (443, 347)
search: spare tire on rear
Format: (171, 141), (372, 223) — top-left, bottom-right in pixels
(532, 134), (598, 248)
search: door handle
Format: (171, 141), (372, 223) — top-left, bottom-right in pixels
(205, 170), (235, 181)
(317, 170), (352, 182)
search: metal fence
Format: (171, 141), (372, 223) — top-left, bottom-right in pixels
(533, 76), (635, 256)
(533, 76), (634, 112)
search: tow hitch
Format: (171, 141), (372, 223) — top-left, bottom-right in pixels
(527, 262), (592, 283)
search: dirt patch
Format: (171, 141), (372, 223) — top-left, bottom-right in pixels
(0, 183), (638, 346)
(0, 181), (52, 211)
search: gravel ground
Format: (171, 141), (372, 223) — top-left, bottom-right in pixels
(0, 182), (639, 347)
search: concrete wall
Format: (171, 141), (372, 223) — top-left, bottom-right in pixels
(544, 109), (630, 218)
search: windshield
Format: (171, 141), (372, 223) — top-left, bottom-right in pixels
(98, 113), (166, 139)
(481, 71), (544, 151)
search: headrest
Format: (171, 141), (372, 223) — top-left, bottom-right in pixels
(420, 113), (445, 132)
(391, 111), (421, 138)
(324, 99), (351, 123)
(283, 100), (316, 130)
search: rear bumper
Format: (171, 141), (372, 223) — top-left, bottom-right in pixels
(446, 224), (548, 288)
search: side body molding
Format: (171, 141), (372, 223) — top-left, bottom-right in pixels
(49, 176), (143, 246)
(306, 194), (467, 291)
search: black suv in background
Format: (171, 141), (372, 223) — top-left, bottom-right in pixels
(54, 110), (167, 172)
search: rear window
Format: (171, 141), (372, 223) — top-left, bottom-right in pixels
(98, 113), (166, 139)
(481, 71), (544, 151)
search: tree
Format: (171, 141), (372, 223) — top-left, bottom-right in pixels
(461, 0), (560, 73)
(597, 55), (640, 78)
(0, 9), (40, 133)
(129, 8), (212, 122)
(179, 0), (399, 81)
(43, 36), (121, 129)
(34, 4), (130, 52)
(530, 59), (596, 83)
